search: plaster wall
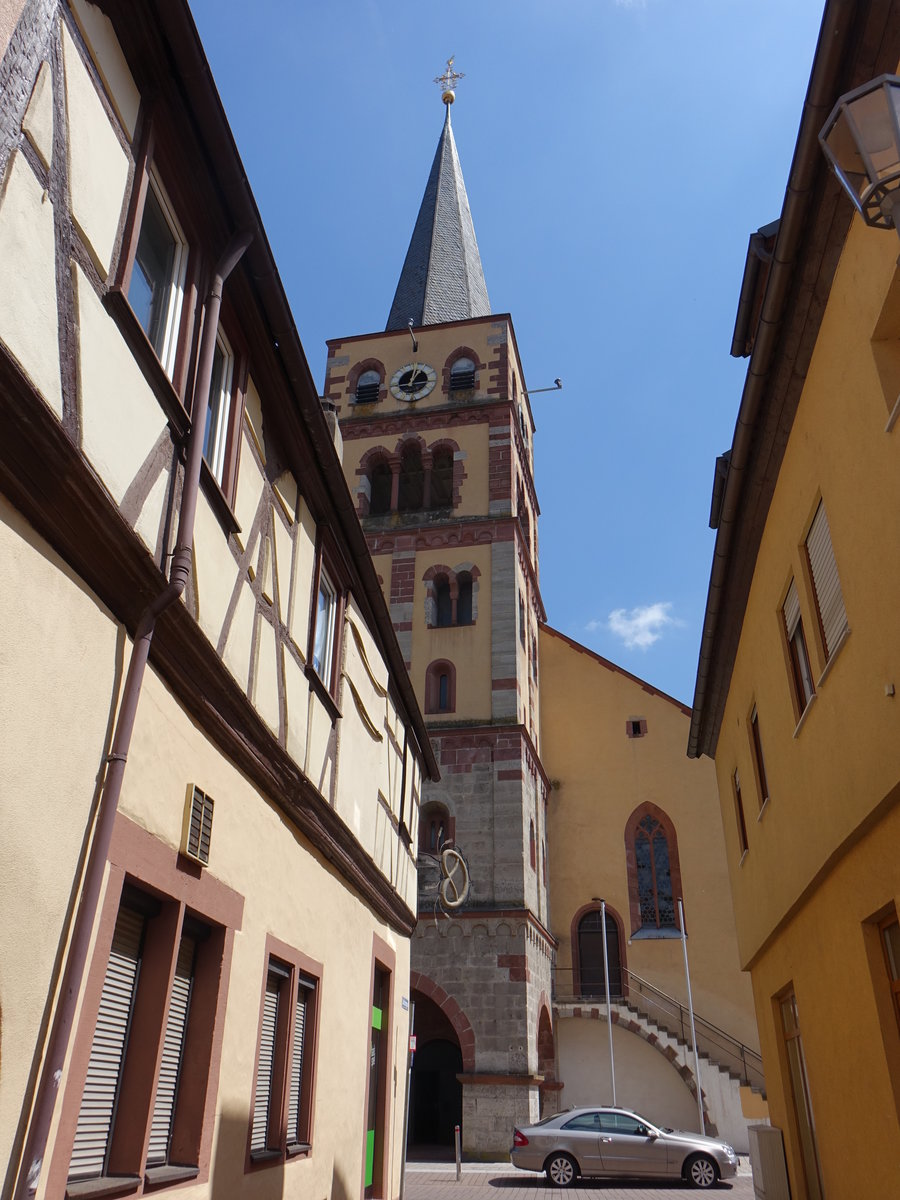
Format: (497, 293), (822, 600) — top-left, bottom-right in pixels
(715, 215), (900, 968)
(60, 20), (128, 278)
(557, 1018), (698, 1131)
(0, 497), (122, 1175)
(713, 211), (900, 1200)
(742, 797), (900, 1200)
(68, 0), (139, 139)
(67, 669), (411, 1200)
(0, 149), (63, 413)
(541, 628), (758, 1050)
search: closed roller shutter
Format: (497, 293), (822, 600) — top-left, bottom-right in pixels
(806, 502), (848, 658)
(783, 578), (801, 636)
(250, 972), (281, 1153)
(286, 980), (311, 1142)
(69, 907), (144, 1180)
(146, 933), (196, 1164)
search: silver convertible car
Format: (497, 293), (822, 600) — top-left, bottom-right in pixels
(510, 1106), (739, 1189)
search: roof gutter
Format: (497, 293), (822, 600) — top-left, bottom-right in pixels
(688, 0), (857, 758)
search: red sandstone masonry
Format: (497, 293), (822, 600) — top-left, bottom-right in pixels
(497, 953), (529, 983)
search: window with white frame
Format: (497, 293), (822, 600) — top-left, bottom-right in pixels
(783, 579), (815, 714)
(127, 173), (188, 379)
(204, 331), (234, 485)
(312, 568), (337, 685)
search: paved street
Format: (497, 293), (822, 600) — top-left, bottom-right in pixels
(404, 1160), (756, 1200)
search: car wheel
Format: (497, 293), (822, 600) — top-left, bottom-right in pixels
(545, 1151), (578, 1187)
(685, 1153), (719, 1189)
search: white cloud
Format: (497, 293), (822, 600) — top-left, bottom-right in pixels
(601, 602), (678, 650)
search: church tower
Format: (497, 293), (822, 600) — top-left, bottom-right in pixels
(325, 68), (554, 1155)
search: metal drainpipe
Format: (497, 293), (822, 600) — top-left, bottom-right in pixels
(14, 229), (252, 1200)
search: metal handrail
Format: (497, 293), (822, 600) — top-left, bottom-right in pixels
(552, 965), (765, 1092)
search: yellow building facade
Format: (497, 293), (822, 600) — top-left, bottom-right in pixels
(690, 2), (900, 1196)
(0, 3), (435, 1199)
(542, 629), (762, 1150)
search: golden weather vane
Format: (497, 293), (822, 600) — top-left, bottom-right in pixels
(434, 57), (465, 105)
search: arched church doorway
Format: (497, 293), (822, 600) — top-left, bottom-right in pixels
(576, 908), (623, 999)
(408, 991), (463, 1157)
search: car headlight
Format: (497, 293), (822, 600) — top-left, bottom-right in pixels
(723, 1144), (736, 1158)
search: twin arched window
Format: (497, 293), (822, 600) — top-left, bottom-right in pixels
(625, 804), (682, 936)
(426, 566), (478, 628)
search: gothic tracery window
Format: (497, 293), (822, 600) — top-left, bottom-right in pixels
(635, 814), (675, 929)
(625, 804), (682, 936)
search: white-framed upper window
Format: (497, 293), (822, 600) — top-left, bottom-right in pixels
(783, 579), (815, 711)
(204, 330), (234, 485)
(127, 173), (188, 379)
(312, 569), (337, 684)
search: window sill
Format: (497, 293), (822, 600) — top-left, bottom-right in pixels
(286, 1141), (312, 1158)
(757, 797), (770, 823)
(815, 625), (850, 690)
(305, 662), (342, 723)
(739, 848), (749, 868)
(629, 927), (683, 940)
(103, 288), (190, 439)
(144, 1165), (200, 1189)
(66, 1175), (141, 1199)
(199, 457), (240, 537)
(249, 1148), (282, 1166)
(792, 692), (818, 739)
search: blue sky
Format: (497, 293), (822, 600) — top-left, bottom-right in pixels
(189, 0), (826, 705)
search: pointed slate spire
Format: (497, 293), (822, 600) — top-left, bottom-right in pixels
(386, 99), (491, 331)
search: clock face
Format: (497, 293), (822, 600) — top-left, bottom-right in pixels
(390, 362), (437, 402)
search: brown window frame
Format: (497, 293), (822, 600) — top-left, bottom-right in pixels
(51, 817), (242, 1200)
(246, 937), (322, 1172)
(733, 767), (749, 859)
(197, 304), (248, 506)
(880, 914), (900, 1035)
(782, 579), (815, 720)
(749, 704), (770, 811)
(305, 530), (348, 716)
(108, 118), (245, 516)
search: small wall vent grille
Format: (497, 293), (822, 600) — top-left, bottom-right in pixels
(181, 784), (214, 866)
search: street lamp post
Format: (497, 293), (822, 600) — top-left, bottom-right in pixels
(820, 74), (900, 233)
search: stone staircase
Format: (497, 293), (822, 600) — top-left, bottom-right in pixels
(553, 987), (767, 1155)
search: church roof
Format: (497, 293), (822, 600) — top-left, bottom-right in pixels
(386, 106), (491, 331)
